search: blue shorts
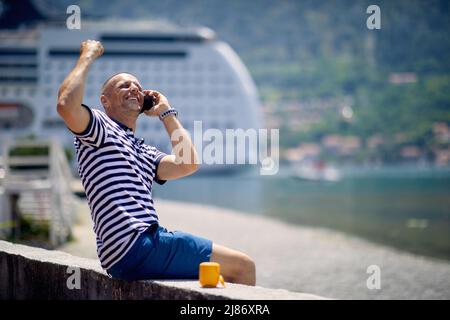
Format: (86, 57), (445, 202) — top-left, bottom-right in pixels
(107, 225), (213, 281)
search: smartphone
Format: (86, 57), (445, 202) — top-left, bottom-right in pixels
(140, 94), (155, 114)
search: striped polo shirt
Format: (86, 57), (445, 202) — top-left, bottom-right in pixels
(71, 104), (167, 270)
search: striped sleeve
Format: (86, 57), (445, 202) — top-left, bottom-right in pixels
(150, 147), (168, 185)
(70, 104), (107, 148)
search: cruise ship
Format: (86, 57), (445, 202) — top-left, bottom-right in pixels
(0, 1), (262, 173)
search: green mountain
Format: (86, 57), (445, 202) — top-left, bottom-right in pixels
(49, 0), (450, 157)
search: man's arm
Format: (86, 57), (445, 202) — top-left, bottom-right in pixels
(57, 40), (104, 133)
(143, 91), (199, 180)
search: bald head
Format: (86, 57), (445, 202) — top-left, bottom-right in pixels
(101, 72), (138, 96)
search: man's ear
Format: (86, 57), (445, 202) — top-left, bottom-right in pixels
(100, 94), (109, 109)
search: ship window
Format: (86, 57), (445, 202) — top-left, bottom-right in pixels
(43, 118), (66, 128)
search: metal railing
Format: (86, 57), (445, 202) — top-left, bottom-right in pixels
(0, 137), (77, 247)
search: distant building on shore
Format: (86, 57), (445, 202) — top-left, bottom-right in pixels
(389, 72), (418, 85)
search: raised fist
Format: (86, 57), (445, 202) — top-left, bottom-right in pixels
(80, 40), (104, 60)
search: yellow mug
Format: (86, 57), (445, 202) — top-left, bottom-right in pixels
(199, 262), (225, 288)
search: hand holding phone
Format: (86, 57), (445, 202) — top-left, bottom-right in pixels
(140, 94), (155, 114)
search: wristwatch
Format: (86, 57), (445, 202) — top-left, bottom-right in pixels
(159, 108), (178, 121)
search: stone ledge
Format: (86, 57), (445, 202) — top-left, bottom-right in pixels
(0, 240), (327, 300)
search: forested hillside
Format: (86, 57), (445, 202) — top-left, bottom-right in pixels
(50, 0), (450, 160)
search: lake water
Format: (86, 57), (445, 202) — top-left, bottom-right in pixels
(154, 165), (450, 261)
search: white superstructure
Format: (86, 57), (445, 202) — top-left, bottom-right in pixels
(0, 19), (262, 172)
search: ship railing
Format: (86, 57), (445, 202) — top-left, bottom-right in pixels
(0, 137), (77, 247)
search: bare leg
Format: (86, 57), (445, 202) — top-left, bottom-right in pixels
(210, 243), (256, 286)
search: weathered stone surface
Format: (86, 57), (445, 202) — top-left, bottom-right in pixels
(0, 240), (326, 300)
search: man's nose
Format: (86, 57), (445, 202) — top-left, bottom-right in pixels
(130, 84), (140, 93)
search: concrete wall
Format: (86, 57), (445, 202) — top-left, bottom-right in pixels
(0, 240), (326, 300)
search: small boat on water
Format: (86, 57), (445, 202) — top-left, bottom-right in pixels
(292, 160), (341, 182)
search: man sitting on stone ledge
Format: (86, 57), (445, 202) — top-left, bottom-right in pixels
(56, 40), (255, 285)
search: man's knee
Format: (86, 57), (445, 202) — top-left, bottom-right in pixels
(232, 253), (256, 285)
(210, 244), (256, 285)
(241, 254), (256, 276)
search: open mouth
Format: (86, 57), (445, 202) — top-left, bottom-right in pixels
(126, 96), (140, 104)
